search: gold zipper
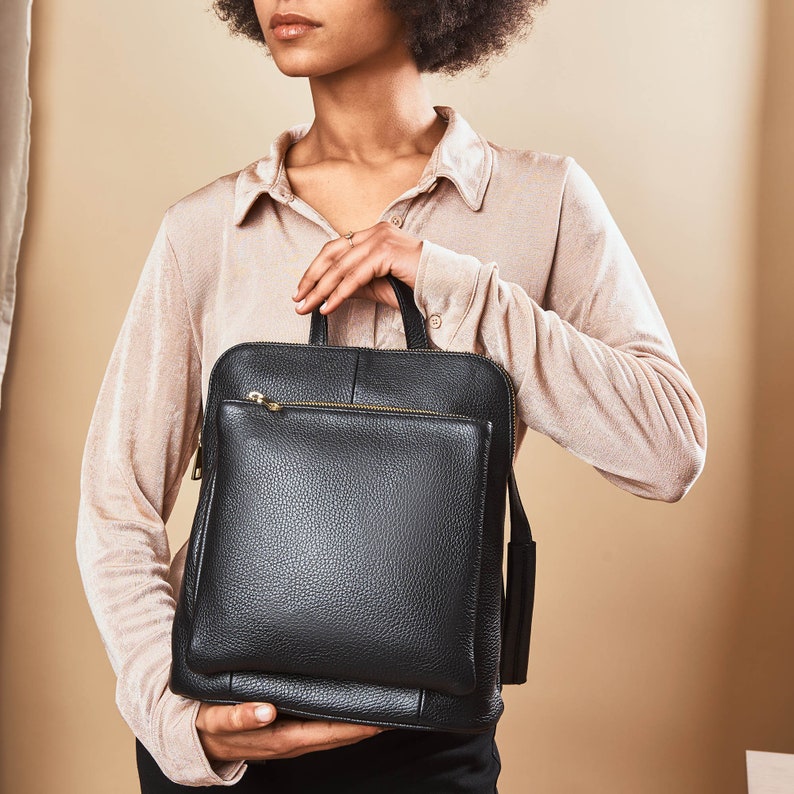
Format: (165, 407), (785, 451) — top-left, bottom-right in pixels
(190, 429), (203, 480)
(244, 390), (472, 420)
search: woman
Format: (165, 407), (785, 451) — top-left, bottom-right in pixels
(76, 0), (707, 791)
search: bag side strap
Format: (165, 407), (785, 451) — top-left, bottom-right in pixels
(500, 466), (537, 685)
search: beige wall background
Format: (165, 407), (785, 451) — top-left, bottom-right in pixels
(1, 0), (791, 791)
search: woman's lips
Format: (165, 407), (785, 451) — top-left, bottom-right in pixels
(269, 12), (321, 41)
(271, 22), (319, 40)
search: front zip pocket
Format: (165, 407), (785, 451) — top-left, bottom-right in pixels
(186, 396), (493, 697)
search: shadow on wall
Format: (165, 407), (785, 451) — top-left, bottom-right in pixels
(719, 0), (794, 777)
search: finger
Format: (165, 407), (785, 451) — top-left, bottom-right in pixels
(292, 234), (360, 301)
(293, 226), (382, 303)
(201, 702), (278, 735)
(296, 240), (388, 315)
(268, 718), (383, 754)
(315, 258), (384, 315)
(274, 731), (382, 759)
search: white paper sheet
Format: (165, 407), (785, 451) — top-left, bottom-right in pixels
(747, 750), (794, 794)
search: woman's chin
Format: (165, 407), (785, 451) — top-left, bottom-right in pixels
(265, 50), (327, 78)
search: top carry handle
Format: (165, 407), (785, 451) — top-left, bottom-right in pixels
(310, 273), (536, 686)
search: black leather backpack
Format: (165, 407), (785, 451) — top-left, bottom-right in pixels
(170, 274), (536, 733)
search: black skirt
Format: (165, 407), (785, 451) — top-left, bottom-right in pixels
(136, 725), (501, 793)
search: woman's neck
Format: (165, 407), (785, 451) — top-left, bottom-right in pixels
(289, 53), (446, 167)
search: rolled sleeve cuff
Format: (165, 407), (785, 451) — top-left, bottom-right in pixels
(413, 239), (483, 350)
(154, 688), (249, 786)
(188, 699), (249, 785)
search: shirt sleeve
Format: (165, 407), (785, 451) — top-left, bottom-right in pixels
(75, 211), (248, 785)
(412, 158), (707, 502)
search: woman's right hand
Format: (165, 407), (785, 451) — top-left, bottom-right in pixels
(196, 701), (388, 762)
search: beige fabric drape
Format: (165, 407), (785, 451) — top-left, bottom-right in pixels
(0, 0), (32, 411)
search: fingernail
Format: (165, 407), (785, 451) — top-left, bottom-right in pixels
(319, 301), (327, 312)
(296, 298), (305, 310)
(292, 288), (299, 300)
(255, 705), (274, 722)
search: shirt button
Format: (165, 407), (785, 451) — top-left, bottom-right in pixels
(428, 313), (442, 329)
(389, 214), (403, 227)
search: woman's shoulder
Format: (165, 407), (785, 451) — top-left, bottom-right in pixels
(484, 140), (613, 220)
(161, 166), (245, 232)
(161, 119), (298, 233)
(155, 156), (267, 256)
(487, 139), (575, 178)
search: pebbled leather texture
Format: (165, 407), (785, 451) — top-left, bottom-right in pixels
(170, 274), (535, 732)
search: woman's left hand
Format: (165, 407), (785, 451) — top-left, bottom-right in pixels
(292, 221), (422, 315)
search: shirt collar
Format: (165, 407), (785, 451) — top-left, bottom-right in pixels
(233, 104), (493, 226)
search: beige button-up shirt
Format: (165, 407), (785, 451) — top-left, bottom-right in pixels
(76, 105), (706, 786)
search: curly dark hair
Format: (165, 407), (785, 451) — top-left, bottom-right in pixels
(209, 1), (548, 76)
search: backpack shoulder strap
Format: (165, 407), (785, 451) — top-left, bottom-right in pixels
(500, 467), (537, 685)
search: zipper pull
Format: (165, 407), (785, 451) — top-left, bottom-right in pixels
(190, 430), (203, 480)
(246, 390), (283, 411)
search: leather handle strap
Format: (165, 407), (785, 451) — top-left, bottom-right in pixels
(309, 273), (429, 349)
(500, 467), (536, 685)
